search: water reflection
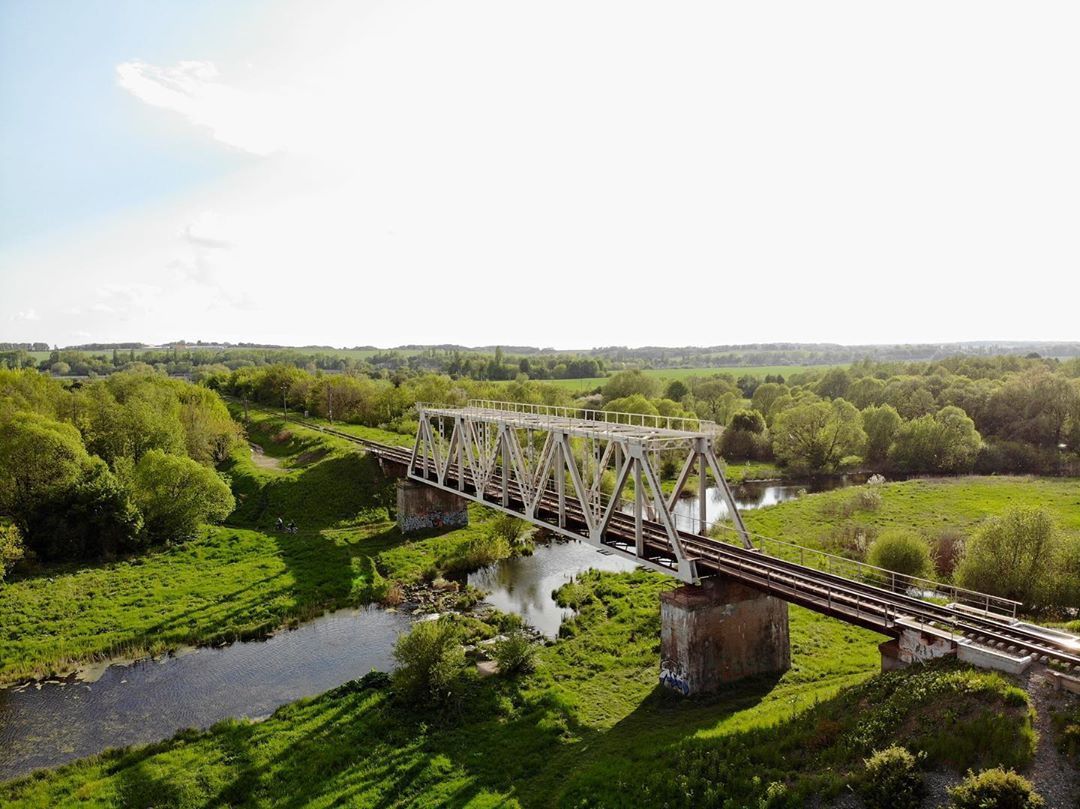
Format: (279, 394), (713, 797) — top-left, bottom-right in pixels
(468, 541), (639, 638)
(0, 606), (410, 781)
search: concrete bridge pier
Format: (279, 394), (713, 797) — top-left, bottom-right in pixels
(396, 479), (469, 534)
(660, 577), (790, 695)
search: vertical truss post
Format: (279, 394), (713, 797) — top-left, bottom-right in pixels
(633, 453), (644, 556)
(455, 416), (465, 492)
(698, 443), (707, 533)
(556, 438), (566, 528)
(703, 445), (752, 549)
(500, 425), (510, 508)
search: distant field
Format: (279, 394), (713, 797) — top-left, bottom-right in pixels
(528, 364), (844, 392)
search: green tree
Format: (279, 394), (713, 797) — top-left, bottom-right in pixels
(955, 507), (1059, 609)
(720, 409), (769, 460)
(602, 370), (660, 403)
(26, 458), (143, 560)
(664, 380), (688, 402)
(888, 406), (981, 473)
(771, 399), (865, 472)
(815, 367), (851, 400)
(130, 450), (234, 543)
(750, 382), (787, 416)
(0, 412), (91, 536)
(862, 404), (902, 463)
(604, 394), (659, 417)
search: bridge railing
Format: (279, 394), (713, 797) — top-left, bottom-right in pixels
(456, 399), (719, 436)
(704, 522), (1021, 619)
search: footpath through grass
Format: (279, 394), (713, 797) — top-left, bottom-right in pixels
(0, 412), (503, 685)
(0, 569), (1038, 806)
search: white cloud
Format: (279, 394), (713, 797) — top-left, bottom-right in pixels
(116, 60), (284, 155)
(12, 309), (39, 321)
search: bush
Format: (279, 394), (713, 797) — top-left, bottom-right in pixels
(0, 523), (24, 582)
(932, 528), (966, 579)
(487, 513), (529, 546)
(493, 629), (537, 676)
(392, 618), (465, 705)
(948, 768), (1044, 809)
(130, 449), (235, 543)
(859, 746), (924, 809)
(867, 530), (931, 581)
(955, 507), (1058, 610)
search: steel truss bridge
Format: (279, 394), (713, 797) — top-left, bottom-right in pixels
(249, 400), (1080, 674)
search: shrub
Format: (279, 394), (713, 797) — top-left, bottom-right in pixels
(130, 450), (235, 543)
(932, 528), (966, 579)
(852, 487), (883, 511)
(825, 520), (878, 559)
(487, 513), (529, 546)
(859, 746), (924, 809)
(955, 507), (1058, 610)
(392, 618), (465, 705)
(867, 530), (931, 581)
(0, 523), (24, 582)
(493, 629), (537, 676)
(948, 768), (1045, 809)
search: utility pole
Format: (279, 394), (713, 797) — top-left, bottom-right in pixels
(281, 383), (289, 423)
(327, 387), (334, 424)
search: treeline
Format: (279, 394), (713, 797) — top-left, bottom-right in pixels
(0, 369), (242, 576)
(602, 357), (1080, 476)
(0, 345), (605, 382)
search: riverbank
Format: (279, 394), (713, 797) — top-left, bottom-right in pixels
(2, 568), (1060, 805)
(0, 411), (522, 686)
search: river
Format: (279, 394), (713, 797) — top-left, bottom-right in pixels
(0, 476), (855, 781)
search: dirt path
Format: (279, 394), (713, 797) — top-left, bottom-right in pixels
(1023, 667), (1079, 807)
(249, 443), (283, 471)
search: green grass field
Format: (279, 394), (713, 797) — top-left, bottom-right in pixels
(0, 412), (503, 685)
(0, 569), (1037, 806)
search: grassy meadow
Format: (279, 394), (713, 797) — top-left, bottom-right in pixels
(0, 568), (1038, 806)
(0, 411), (498, 685)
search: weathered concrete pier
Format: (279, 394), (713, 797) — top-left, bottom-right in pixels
(660, 578), (790, 695)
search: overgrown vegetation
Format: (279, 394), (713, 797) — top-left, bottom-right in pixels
(947, 768), (1045, 809)
(0, 369), (240, 563)
(0, 569), (1041, 806)
(858, 746), (925, 809)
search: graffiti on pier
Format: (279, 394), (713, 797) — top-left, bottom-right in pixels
(660, 658), (690, 696)
(398, 509), (469, 534)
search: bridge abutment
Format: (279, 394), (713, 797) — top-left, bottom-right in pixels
(660, 577), (790, 695)
(396, 479), (469, 533)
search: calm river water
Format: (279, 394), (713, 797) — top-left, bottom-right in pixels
(0, 476), (854, 781)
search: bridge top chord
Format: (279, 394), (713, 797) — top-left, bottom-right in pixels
(417, 399), (720, 446)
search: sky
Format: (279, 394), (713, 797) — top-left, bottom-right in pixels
(1, 0), (1078, 349)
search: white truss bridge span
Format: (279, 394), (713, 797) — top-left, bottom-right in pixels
(411, 400), (757, 582)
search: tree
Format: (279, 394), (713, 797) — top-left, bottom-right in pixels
(862, 404), (902, 463)
(130, 450), (234, 543)
(664, 380), (688, 402)
(750, 382), (787, 416)
(736, 374), (759, 398)
(720, 409), (770, 460)
(0, 412), (91, 536)
(815, 368), (851, 400)
(867, 530), (931, 581)
(25, 458), (143, 560)
(602, 370), (660, 403)
(955, 507), (1059, 610)
(847, 376), (886, 409)
(771, 399), (865, 472)
(604, 394), (659, 417)
(888, 406), (981, 473)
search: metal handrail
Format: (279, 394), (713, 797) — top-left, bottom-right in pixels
(457, 399), (718, 435)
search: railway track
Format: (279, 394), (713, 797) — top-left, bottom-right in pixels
(243, 404), (1080, 672)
